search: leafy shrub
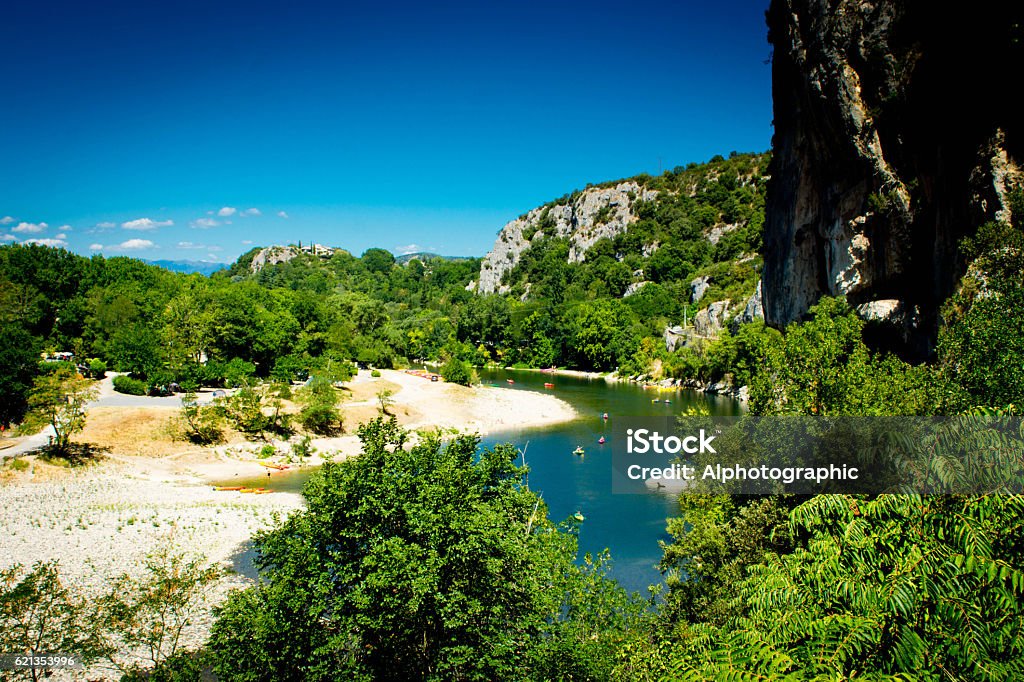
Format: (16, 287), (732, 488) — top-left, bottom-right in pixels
(370, 369), (381, 377)
(299, 403), (342, 435)
(177, 391), (224, 445)
(38, 360), (77, 375)
(7, 458), (29, 472)
(208, 417), (643, 681)
(112, 375), (147, 396)
(291, 435), (315, 458)
(441, 357), (474, 386)
(88, 359), (107, 379)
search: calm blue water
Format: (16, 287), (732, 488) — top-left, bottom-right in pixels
(227, 369), (741, 595)
(474, 368), (740, 595)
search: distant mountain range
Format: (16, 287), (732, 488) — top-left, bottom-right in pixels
(145, 259), (227, 276)
(395, 251), (476, 264)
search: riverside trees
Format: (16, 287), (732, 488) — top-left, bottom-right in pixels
(208, 417), (643, 681)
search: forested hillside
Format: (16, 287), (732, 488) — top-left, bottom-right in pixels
(0, 152), (777, 426)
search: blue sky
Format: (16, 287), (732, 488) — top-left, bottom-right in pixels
(0, 0), (773, 263)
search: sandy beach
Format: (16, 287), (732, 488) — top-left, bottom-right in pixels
(0, 370), (575, 677)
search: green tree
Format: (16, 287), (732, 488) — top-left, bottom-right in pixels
(209, 417), (640, 681)
(176, 389), (224, 444)
(634, 494), (1024, 680)
(939, 218), (1024, 410)
(375, 388), (395, 415)
(94, 548), (221, 676)
(1, 561), (99, 679)
(749, 298), (940, 416)
(440, 357), (473, 386)
(361, 247), (396, 274)
(0, 326), (41, 427)
(298, 377), (343, 435)
(27, 366), (97, 456)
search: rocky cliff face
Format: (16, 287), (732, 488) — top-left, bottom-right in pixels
(474, 182), (658, 294)
(763, 0), (1022, 355)
(250, 245), (299, 272)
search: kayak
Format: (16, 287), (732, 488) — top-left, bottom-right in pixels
(544, 382), (555, 388)
(258, 462), (289, 471)
(214, 486), (242, 491)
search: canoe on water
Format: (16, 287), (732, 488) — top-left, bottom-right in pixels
(214, 486), (243, 491)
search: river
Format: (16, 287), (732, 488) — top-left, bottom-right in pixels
(229, 368), (742, 595)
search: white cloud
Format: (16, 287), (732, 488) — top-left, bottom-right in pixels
(191, 217), (219, 229)
(217, 206), (237, 217)
(117, 238), (155, 250)
(122, 218), (172, 231)
(25, 238), (68, 247)
(1, 233), (16, 241)
(277, 210), (289, 219)
(395, 244), (422, 254)
(89, 243), (104, 250)
(1, 216), (14, 225)
(241, 207), (261, 217)
(55, 233), (67, 239)
(58, 224), (72, 232)
(12, 221), (48, 234)
(177, 241), (219, 251)
(95, 221), (116, 229)
(241, 239), (254, 245)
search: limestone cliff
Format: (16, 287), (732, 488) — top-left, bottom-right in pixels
(763, 0), (1022, 355)
(474, 182), (658, 294)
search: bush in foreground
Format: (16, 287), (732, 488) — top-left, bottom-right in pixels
(209, 416), (643, 681)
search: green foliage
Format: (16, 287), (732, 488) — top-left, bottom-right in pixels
(28, 366), (97, 455)
(0, 325), (41, 426)
(7, 457), (30, 472)
(939, 217), (1024, 411)
(112, 375), (148, 395)
(370, 369), (381, 377)
(1, 561), (99, 669)
(120, 649), (216, 682)
(217, 386), (292, 441)
(177, 390), (224, 444)
(659, 494), (797, 627)
(646, 494), (1024, 680)
(593, 203), (615, 225)
(441, 357), (474, 386)
(361, 247), (396, 274)
(291, 435), (316, 459)
(94, 547), (221, 676)
(88, 358), (107, 379)
(298, 378), (343, 436)
(208, 417), (643, 681)
(375, 388), (395, 415)
(297, 376), (342, 434)
(748, 298), (941, 416)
